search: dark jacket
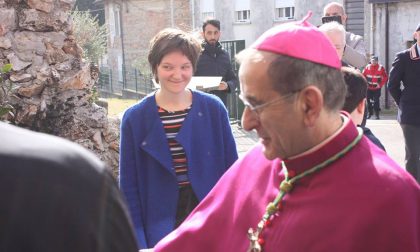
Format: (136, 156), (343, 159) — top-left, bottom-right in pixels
(362, 126), (386, 152)
(195, 42), (238, 105)
(0, 122), (138, 252)
(387, 44), (420, 126)
(119, 90), (238, 249)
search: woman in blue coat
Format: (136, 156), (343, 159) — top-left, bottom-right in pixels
(119, 28), (238, 249)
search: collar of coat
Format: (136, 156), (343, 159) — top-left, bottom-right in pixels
(366, 63), (383, 71)
(202, 41), (223, 55)
(409, 44), (420, 60)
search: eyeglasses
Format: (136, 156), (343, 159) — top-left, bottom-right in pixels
(239, 91), (299, 117)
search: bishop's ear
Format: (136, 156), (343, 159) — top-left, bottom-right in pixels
(299, 85), (323, 126)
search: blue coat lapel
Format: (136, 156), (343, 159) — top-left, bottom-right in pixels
(140, 98), (175, 176)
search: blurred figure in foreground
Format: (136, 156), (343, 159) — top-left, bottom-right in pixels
(0, 122), (138, 252)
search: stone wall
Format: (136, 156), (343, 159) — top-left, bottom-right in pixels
(0, 0), (120, 177)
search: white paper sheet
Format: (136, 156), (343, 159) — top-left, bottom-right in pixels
(187, 76), (222, 90)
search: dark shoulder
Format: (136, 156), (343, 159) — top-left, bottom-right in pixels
(362, 126), (386, 151)
(218, 48), (231, 59)
(199, 48), (212, 58)
(396, 48), (411, 59)
(219, 47), (229, 55)
(0, 122), (106, 175)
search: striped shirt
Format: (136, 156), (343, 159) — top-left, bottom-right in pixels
(158, 106), (191, 187)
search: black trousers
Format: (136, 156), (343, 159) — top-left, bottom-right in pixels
(401, 124), (420, 184)
(175, 184), (199, 227)
(361, 101), (367, 126)
(367, 89), (381, 115)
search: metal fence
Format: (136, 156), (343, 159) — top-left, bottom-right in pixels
(98, 67), (155, 98)
(98, 39), (246, 122)
(220, 40), (246, 123)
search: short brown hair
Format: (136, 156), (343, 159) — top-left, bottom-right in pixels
(202, 19), (221, 32)
(341, 66), (368, 113)
(148, 28), (201, 82)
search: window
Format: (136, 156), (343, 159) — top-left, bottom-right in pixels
(275, 0), (295, 21)
(201, 0), (215, 21)
(235, 10), (251, 22)
(235, 0), (250, 23)
(113, 4), (121, 37)
(276, 7), (295, 20)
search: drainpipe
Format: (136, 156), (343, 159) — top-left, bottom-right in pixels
(384, 3), (389, 109)
(120, 1), (127, 89)
(370, 3), (375, 54)
(190, 0), (195, 29)
(170, 0), (174, 27)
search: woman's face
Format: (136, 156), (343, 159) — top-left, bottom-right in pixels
(156, 51), (193, 94)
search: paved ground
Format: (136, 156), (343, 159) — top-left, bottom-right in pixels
(231, 113), (405, 168)
(231, 124), (258, 157)
(365, 114), (405, 167)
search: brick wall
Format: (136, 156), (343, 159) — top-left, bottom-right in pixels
(104, 0), (193, 94)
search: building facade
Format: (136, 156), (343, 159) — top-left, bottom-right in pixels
(197, 0), (419, 68)
(198, 0), (296, 47)
(197, 0), (419, 109)
(100, 0), (420, 108)
(102, 0), (194, 95)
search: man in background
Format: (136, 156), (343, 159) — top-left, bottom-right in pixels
(319, 21), (368, 127)
(388, 23), (420, 183)
(323, 2), (368, 68)
(195, 19), (238, 107)
(363, 55), (388, 120)
(0, 122), (138, 252)
(319, 21), (346, 64)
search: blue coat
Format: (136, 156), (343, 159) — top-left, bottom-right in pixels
(388, 44), (420, 126)
(119, 90), (238, 249)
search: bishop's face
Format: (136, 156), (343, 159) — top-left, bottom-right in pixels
(239, 52), (305, 160)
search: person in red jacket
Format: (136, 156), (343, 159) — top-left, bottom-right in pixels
(362, 55), (388, 119)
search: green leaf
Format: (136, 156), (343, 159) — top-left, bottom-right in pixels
(1, 64), (12, 74)
(0, 105), (13, 117)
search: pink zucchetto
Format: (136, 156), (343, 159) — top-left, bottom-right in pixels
(251, 11), (341, 69)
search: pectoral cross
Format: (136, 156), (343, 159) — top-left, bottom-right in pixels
(247, 227), (262, 252)
(248, 218), (267, 252)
